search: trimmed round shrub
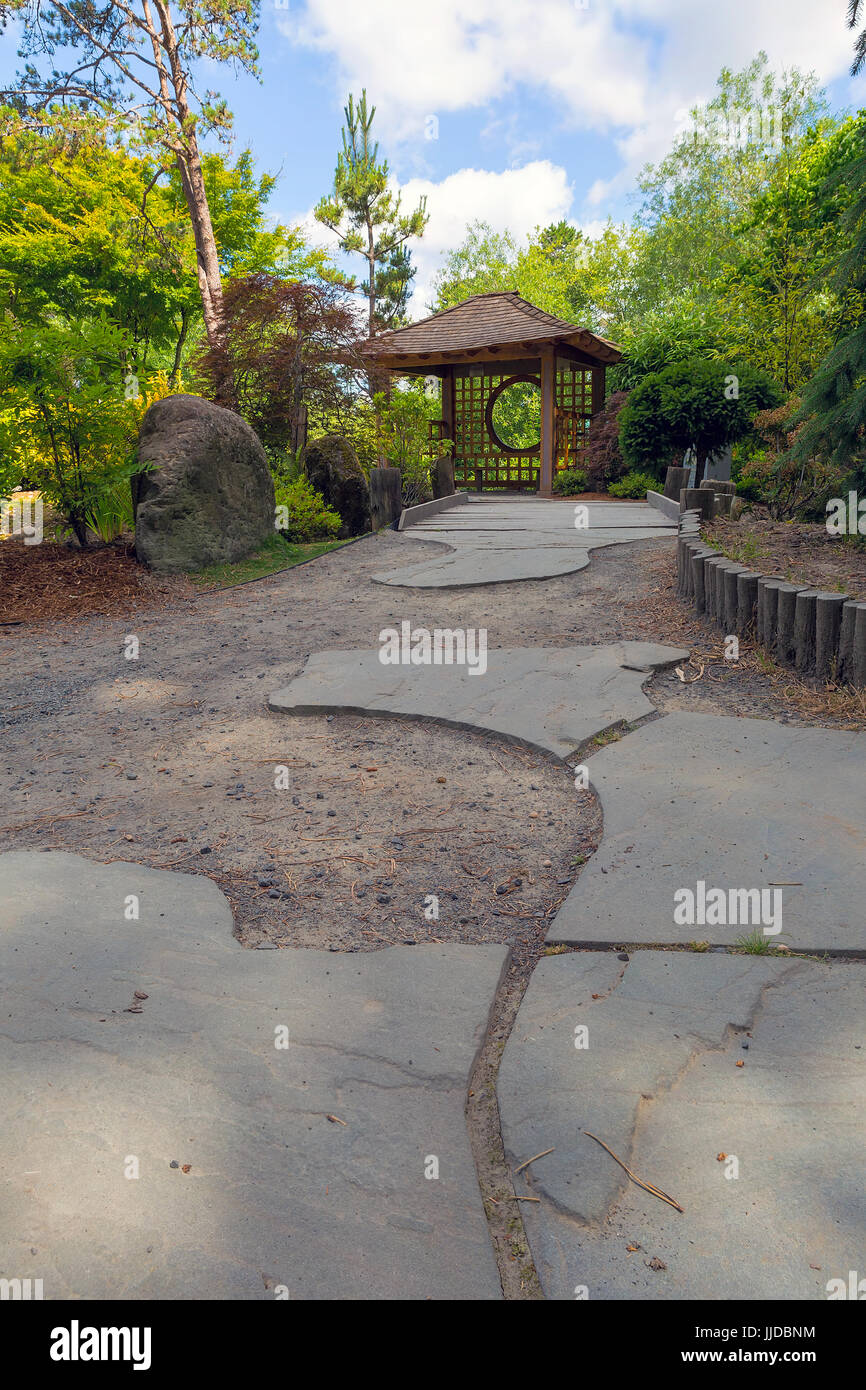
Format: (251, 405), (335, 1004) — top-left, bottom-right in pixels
(552, 466), (588, 495)
(608, 470), (657, 499)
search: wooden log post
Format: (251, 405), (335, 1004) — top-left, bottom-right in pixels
(793, 589), (820, 674)
(700, 479), (737, 496)
(736, 572), (760, 634)
(691, 548), (715, 613)
(814, 592), (848, 681)
(713, 560), (733, 624)
(775, 584), (807, 667)
(680, 487), (715, 520)
(702, 556), (725, 619)
(838, 600), (866, 685)
(724, 564), (746, 631)
(368, 467), (403, 531)
(664, 465), (690, 500)
(756, 578), (784, 647)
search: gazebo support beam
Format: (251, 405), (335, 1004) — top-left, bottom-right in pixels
(539, 347), (556, 497)
(591, 365), (606, 417)
(441, 365), (456, 458)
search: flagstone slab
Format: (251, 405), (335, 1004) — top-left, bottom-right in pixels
(375, 498), (676, 587)
(547, 712), (866, 953)
(268, 643), (689, 760)
(0, 850), (507, 1300)
(498, 950), (866, 1300)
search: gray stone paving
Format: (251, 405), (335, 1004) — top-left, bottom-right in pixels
(0, 851), (506, 1300)
(547, 712), (866, 953)
(498, 951), (865, 1300)
(268, 642), (689, 759)
(375, 496), (676, 587)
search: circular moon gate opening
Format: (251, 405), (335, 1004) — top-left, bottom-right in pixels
(486, 375), (542, 455)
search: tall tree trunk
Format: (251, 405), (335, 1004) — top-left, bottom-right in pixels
(171, 306), (189, 383)
(175, 145), (224, 351)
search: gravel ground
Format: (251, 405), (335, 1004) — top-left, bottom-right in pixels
(2, 522), (858, 1299)
(2, 527), (855, 959)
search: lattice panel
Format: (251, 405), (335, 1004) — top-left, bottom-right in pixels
(453, 367), (539, 489)
(452, 363), (594, 489)
(555, 366), (593, 476)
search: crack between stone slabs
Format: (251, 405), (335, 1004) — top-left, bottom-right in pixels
(522, 961), (808, 1229)
(464, 942), (547, 1299)
(263, 656), (682, 1297)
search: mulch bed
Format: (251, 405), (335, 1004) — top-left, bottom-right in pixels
(707, 509), (866, 600)
(0, 537), (184, 626)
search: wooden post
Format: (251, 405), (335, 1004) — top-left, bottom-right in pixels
(539, 348), (556, 496)
(441, 366), (456, 460)
(591, 365), (605, 418)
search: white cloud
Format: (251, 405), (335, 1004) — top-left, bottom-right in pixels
(395, 162), (576, 315)
(281, 0), (858, 215)
(280, 0), (650, 137)
(285, 161), (577, 318)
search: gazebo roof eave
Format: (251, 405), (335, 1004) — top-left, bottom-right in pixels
(361, 333), (621, 370)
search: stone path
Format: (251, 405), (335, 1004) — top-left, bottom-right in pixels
(373, 496), (676, 587)
(499, 951), (864, 1300)
(268, 642), (689, 759)
(547, 712), (866, 954)
(268, 641), (866, 1302)
(0, 851), (505, 1300)
(4, 495), (864, 1304)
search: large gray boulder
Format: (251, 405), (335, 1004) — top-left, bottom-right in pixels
(133, 394), (275, 573)
(304, 435), (370, 539)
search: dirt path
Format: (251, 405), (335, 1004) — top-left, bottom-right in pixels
(0, 528), (852, 956)
(3, 524), (861, 1299)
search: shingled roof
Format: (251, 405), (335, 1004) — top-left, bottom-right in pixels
(362, 291), (621, 365)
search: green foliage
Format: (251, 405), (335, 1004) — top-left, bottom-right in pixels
(552, 467), (588, 495)
(0, 121), (339, 383)
(789, 113), (866, 480)
(619, 358), (784, 479)
(0, 315), (147, 546)
(634, 55), (829, 314)
(490, 379), (541, 449)
(84, 480), (134, 543)
(583, 391), (630, 489)
(373, 381), (450, 506)
(431, 217), (641, 333)
(608, 470), (658, 499)
(736, 399), (842, 519)
(609, 303), (731, 392)
(315, 91), (428, 335)
(274, 474), (341, 543)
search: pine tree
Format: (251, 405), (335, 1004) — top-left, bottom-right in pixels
(315, 91), (428, 340)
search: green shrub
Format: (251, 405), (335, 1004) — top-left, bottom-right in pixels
(552, 467), (588, 495)
(0, 320), (178, 546)
(608, 470), (657, 499)
(618, 358), (784, 480)
(274, 474), (341, 542)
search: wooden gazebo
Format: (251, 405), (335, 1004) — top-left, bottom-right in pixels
(361, 291), (621, 496)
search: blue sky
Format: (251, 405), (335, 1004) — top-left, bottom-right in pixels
(3, 1), (863, 313)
